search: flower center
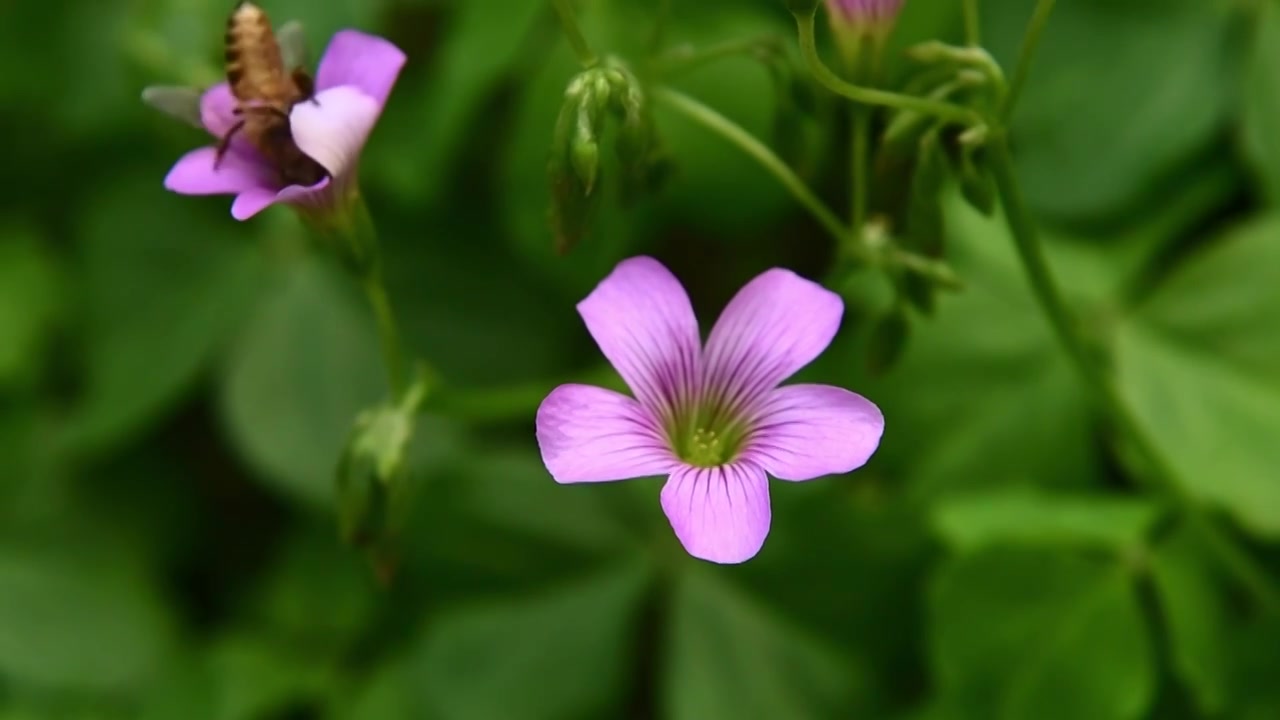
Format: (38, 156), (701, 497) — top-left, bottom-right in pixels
(669, 412), (751, 468)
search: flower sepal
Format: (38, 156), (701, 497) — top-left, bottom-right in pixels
(334, 368), (430, 583)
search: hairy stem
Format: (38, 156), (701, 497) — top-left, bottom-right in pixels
(1002, 0), (1057, 121)
(988, 137), (1280, 614)
(361, 270), (407, 397)
(793, 11), (976, 124)
(551, 0), (597, 68)
(652, 86), (850, 250)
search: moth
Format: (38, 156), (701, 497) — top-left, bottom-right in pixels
(214, 1), (327, 186)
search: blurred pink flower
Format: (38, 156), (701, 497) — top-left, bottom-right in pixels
(826, 0), (906, 27)
(536, 257), (885, 564)
(163, 30), (405, 221)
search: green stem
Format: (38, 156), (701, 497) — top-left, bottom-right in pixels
(793, 11), (977, 124)
(962, 0), (981, 46)
(310, 199), (412, 398)
(1001, 0), (1057, 122)
(361, 270), (407, 397)
(551, 0), (597, 68)
(653, 36), (781, 77)
(652, 86), (850, 250)
(850, 106), (870, 238)
(988, 136), (1280, 614)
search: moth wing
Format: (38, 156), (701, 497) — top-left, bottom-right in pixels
(141, 85), (205, 129)
(277, 20), (310, 75)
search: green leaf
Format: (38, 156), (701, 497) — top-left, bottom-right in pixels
(1226, 614), (1280, 720)
(341, 660), (418, 720)
(854, 194), (1101, 497)
(983, 0), (1232, 221)
(457, 450), (635, 554)
(220, 257), (384, 505)
(1116, 215), (1280, 536)
(932, 487), (1159, 554)
(930, 547), (1154, 720)
(248, 523), (378, 652)
(1150, 525), (1229, 716)
(69, 175), (265, 455)
(653, 10), (795, 238)
(204, 634), (332, 720)
(1242, 0), (1280, 206)
(415, 561), (651, 720)
(0, 224), (62, 389)
(0, 542), (175, 694)
(366, 0), (546, 205)
(665, 569), (857, 720)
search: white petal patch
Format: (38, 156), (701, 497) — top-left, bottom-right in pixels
(289, 86), (381, 180)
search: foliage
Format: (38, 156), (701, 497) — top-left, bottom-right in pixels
(2, 0), (1278, 717)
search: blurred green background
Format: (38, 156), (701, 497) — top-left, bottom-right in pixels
(4, 0), (1280, 717)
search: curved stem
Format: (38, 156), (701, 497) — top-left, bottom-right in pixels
(652, 86), (851, 250)
(850, 107), (870, 237)
(1001, 0), (1057, 122)
(551, 0), (597, 68)
(793, 11), (977, 124)
(653, 36), (782, 77)
(988, 136), (1280, 614)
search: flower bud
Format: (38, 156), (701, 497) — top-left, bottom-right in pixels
(826, 0), (906, 68)
(548, 59), (666, 254)
(826, 0), (905, 29)
(570, 135), (601, 195)
(334, 373), (427, 568)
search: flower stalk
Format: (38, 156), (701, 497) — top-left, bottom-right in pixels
(303, 199), (409, 397)
(1001, 0), (1057, 122)
(963, 0), (981, 46)
(551, 0), (598, 68)
(652, 87), (848, 247)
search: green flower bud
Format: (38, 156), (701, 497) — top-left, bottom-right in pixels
(570, 135), (600, 195)
(547, 59), (667, 253)
(334, 373), (428, 574)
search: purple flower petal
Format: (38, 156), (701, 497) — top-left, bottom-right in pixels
(200, 83), (239, 138)
(744, 384), (884, 481)
(315, 30), (406, 105)
(661, 460), (771, 563)
(576, 257), (701, 419)
(703, 268), (843, 405)
(536, 383), (678, 484)
(231, 187), (280, 220)
(164, 146), (274, 195)
(290, 85), (381, 180)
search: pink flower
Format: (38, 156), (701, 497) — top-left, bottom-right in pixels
(536, 257), (885, 564)
(826, 0), (905, 28)
(163, 30), (405, 221)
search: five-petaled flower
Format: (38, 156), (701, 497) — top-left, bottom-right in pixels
(163, 30), (405, 221)
(536, 257), (885, 564)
